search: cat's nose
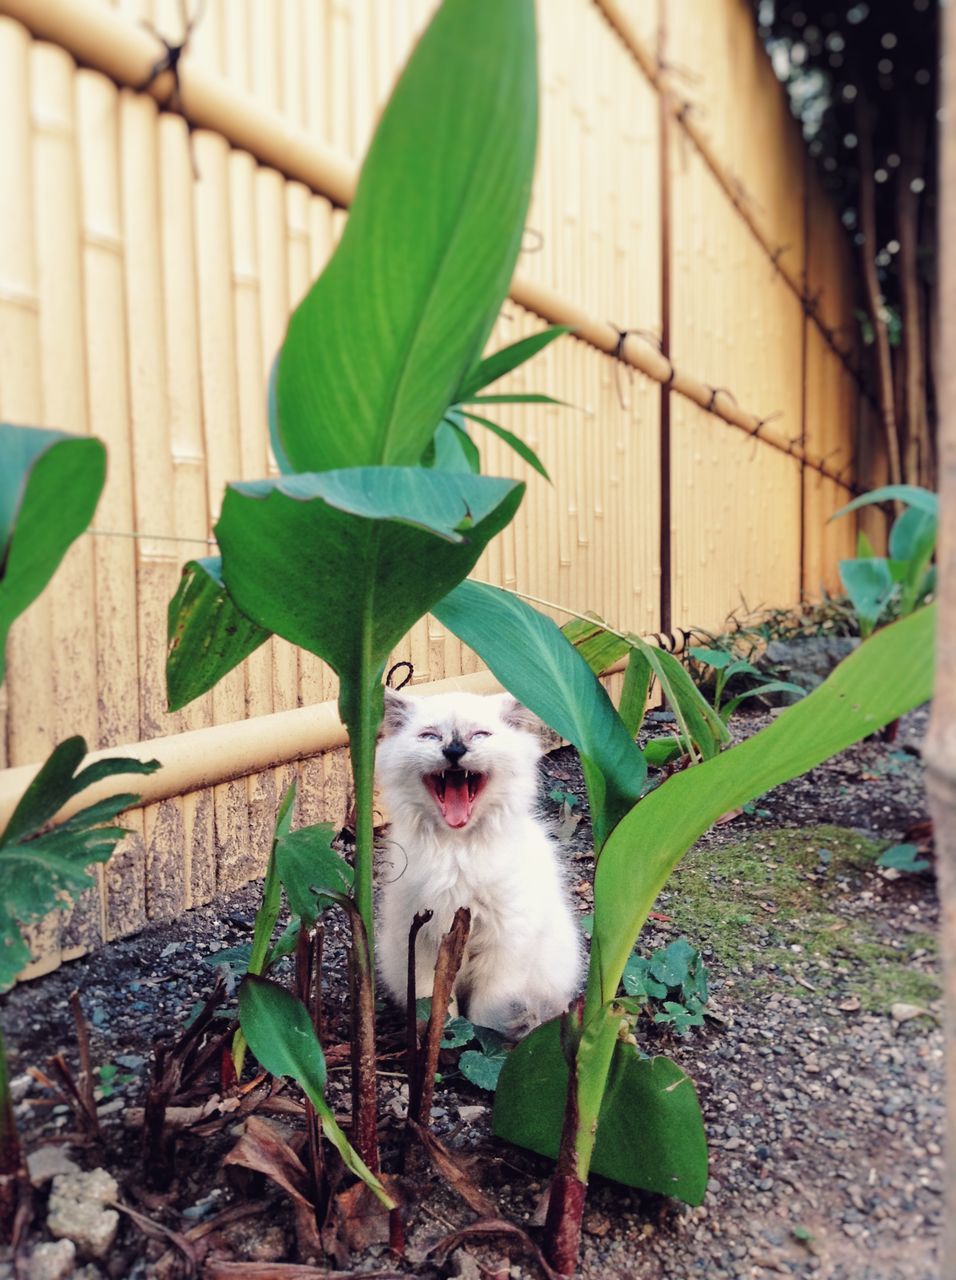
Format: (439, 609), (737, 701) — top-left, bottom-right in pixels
(442, 739), (467, 765)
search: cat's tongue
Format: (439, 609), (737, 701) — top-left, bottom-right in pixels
(441, 773), (473, 828)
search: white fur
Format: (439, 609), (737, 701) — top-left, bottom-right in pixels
(375, 690), (582, 1040)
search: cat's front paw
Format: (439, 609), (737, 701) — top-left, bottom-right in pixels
(501, 1000), (541, 1042)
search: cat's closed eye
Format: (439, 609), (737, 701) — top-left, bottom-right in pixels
(418, 729), (441, 741)
(471, 731), (491, 741)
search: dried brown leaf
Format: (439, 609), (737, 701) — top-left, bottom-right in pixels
(222, 1116), (311, 1210)
(407, 1119), (495, 1217)
(204, 1265), (404, 1279)
(426, 1218), (564, 1280)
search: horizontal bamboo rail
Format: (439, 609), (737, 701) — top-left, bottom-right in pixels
(0, 652), (640, 830)
(592, 0), (870, 394)
(0, 0), (852, 489)
(0, 669), (497, 829)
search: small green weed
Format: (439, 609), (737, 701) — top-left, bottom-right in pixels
(95, 1062), (138, 1099)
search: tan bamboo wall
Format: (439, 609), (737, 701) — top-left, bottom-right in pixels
(0, 0), (877, 973)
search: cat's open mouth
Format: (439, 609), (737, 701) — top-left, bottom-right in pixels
(423, 768), (487, 829)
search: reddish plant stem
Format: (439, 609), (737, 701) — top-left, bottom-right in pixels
(69, 990), (99, 1139)
(404, 910), (434, 1121)
(388, 1205), (405, 1258)
(543, 1006), (585, 1277)
(48, 1053), (98, 1139)
(543, 1175), (587, 1277)
(344, 904), (380, 1174)
(410, 907), (470, 1132)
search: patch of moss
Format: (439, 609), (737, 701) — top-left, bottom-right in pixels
(654, 825), (939, 1013)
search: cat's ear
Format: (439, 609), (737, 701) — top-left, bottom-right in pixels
(499, 695), (541, 735)
(382, 687), (412, 733)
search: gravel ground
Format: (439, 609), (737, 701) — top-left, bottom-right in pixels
(2, 707), (941, 1279)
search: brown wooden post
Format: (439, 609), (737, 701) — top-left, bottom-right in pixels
(799, 147), (810, 597)
(924, 2), (956, 1268)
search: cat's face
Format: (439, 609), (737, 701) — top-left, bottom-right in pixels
(376, 690), (541, 832)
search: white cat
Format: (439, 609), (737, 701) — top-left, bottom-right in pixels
(375, 688), (583, 1040)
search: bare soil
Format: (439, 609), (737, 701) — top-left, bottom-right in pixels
(2, 708), (941, 1280)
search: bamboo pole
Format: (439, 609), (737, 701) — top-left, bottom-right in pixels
(0, 20), (52, 769)
(157, 107), (216, 910)
(0, 1), (855, 491)
(75, 68), (149, 941)
(925, 0), (956, 1260)
(285, 178), (327, 827)
(119, 85), (182, 933)
(191, 128), (256, 894)
(228, 146), (280, 863)
(31, 40), (103, 955)
(254, 164), (299, 815)
(0, 20), (61, 970)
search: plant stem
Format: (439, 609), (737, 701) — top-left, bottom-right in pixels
(234, 781), (295, 1077)
(409, 908), (470, 1134)
(543, 1004), (623, 1276)
(342, 658), (383, 965)
(403, 912), (433, 1136)
(344, 902), (380, 1173)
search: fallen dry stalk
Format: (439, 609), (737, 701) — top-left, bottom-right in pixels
(409, 907), (471, 1134)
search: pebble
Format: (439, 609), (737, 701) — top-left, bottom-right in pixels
(25, 1239), (75, 1280)
(27, 1146), (80, 1187)
(47, 1169), (120, 1260)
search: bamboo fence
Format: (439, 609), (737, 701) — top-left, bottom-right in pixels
(0, 0), (878, 975)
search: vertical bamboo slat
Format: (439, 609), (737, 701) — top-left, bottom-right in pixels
(31, 41), (103, 954)
(0, 21), (62, 973)
(254, 165), (299, 810)
(75, 68), (149, 940)
(158, 107), (216, 911)
(192, 129), (257, 892)
(228, 146), (280, 866)
(0, 21), (52, 771)
(119, 89), (188, 927)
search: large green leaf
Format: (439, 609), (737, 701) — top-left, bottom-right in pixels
(275, 824), (353, 928)
(838, 557), (895, 633)
(166, 557), (272, 712)
(591, 606), (936, 1007)
(561, 616), (630, 674)
(0, 737), (159, 990)
(492, 1018), (708, 1204)
(562, 618), (727, 762)
(0, 424), (106, 684)
(233, 468), (516, 542)
(889, 506), (937, 565)
(276, 0), (537, 472)
(216, 469), (523, 727)
(238, 976), (394, 1207)
(432, 581), (645, 846)
(637, 643), (727, 762)
(832, 484), (938, 519)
